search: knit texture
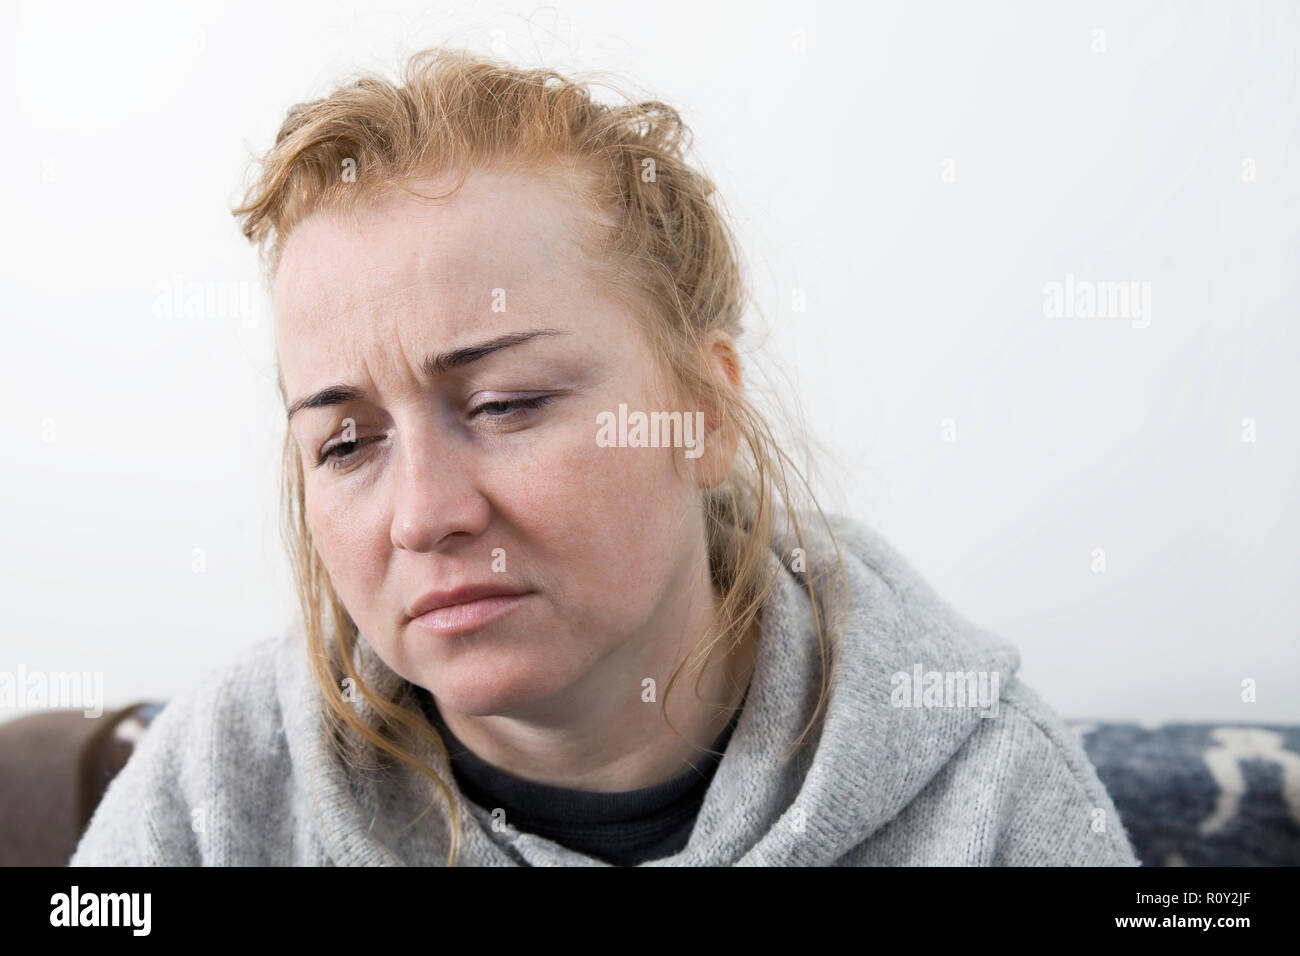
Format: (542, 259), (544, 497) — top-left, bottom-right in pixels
(70, 512), (1139, 866)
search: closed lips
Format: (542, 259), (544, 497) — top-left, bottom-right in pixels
(407, 585), (529, 620)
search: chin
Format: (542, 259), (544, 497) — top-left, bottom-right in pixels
(423, 654), (573, 719)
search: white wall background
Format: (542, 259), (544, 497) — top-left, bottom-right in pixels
(2, 0), (1296, 724)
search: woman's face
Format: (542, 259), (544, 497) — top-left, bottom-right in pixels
(273, 167), (734, 720)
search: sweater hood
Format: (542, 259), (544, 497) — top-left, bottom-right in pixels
(274, 511), (1021, 866)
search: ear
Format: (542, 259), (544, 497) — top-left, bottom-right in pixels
(693, 330), (743, 489)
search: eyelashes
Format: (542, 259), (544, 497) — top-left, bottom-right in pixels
(471, 395), (555, 418)
(315, 434), (385, 470)
(313, 395), (557, 471)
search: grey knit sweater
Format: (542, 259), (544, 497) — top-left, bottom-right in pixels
(70, 513), (1139, 866)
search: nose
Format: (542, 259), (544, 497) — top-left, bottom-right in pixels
(389, 424), (491, 553)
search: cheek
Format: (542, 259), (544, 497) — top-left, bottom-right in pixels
(304, 482), (388, 618)
(496, 418), (698, 614)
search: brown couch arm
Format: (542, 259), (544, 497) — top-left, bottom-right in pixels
(0, 702), (163, 866)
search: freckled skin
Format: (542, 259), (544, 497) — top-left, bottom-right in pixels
(273, 167), (754, 790)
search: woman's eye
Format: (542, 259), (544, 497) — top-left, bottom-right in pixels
(315, 436), (381, 470)
(314, 398), (555, 471)
(471, 395), (555, 419)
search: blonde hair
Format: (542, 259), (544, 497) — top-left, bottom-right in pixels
(232, 47), (848, 866)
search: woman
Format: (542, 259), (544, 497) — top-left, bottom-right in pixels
(71, 48), (1137, 867)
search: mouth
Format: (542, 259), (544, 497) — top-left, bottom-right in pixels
(408, 590), (532, 637)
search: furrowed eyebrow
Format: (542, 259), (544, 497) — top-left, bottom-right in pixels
(285, 384), (365, 421)
(421, 328), (567, 376)
(285, 328), (568, 421)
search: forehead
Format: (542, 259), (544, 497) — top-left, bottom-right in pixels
(272, 166), (602, 363)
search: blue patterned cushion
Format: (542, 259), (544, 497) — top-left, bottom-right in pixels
(1067, 721), (1300, 866)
